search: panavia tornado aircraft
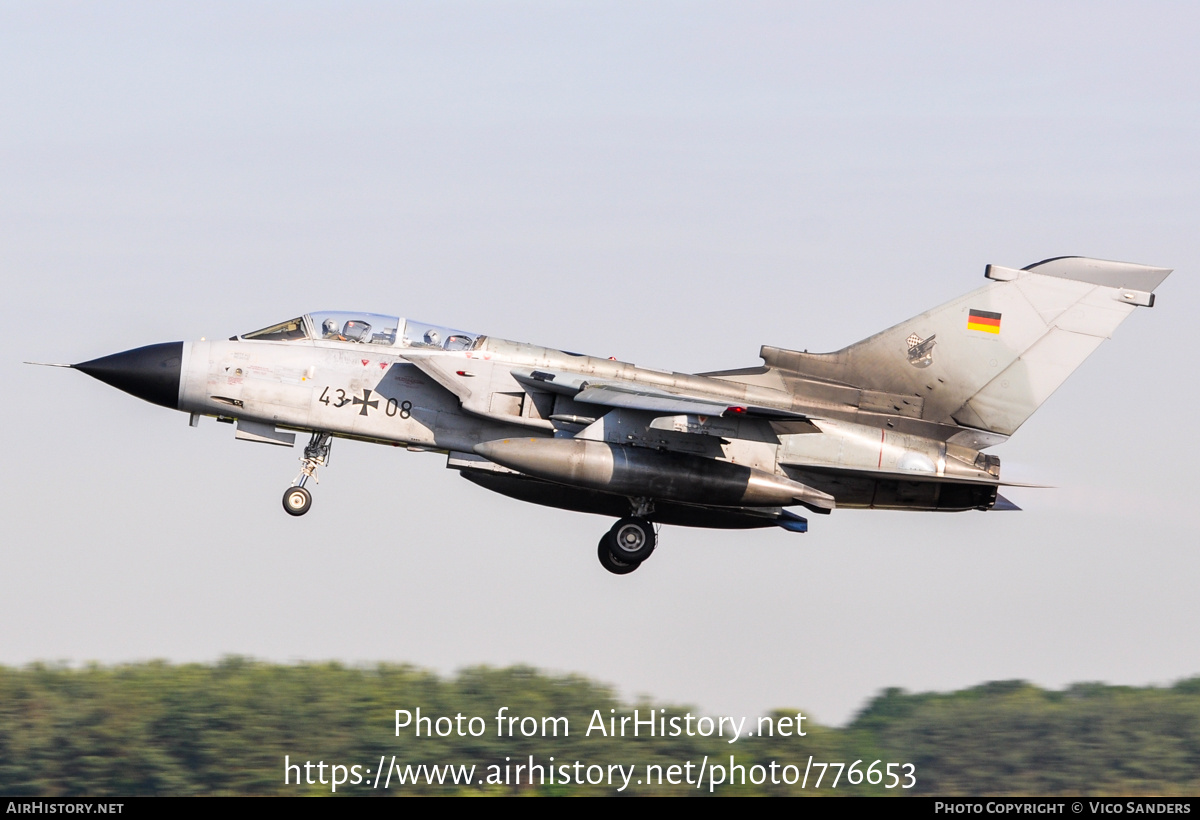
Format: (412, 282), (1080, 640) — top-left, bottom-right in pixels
(42, 256), (1169, 574)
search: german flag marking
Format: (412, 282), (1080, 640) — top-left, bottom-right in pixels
(967, 308), (1001, 334)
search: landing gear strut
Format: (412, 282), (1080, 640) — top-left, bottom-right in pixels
(282, 432), (331, 517)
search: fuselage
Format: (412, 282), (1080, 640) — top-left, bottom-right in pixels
(60, 255), (1172, 572)
(162, 311), (999, 515)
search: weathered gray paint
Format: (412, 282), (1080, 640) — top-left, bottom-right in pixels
(78, 256), (1170, 565)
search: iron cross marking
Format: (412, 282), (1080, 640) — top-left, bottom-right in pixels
(352, 389), (380, 416)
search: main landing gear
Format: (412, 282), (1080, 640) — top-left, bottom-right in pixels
(598, 502), (658, 574)
(282, 432), (331, 517)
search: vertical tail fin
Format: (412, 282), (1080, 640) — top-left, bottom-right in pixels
(762, 257), (1171, 437)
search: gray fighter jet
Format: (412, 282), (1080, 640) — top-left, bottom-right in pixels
(45, 256), (1170, 574)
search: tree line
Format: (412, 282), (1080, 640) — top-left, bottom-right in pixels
(1, 659), (1197, 795)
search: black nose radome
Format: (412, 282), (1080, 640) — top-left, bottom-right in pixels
(74, 342), (184, 410)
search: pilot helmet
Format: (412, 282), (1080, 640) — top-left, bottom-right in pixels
(322, 318), (339, 336)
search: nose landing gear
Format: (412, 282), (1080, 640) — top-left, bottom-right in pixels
(282, 432), (331, 517)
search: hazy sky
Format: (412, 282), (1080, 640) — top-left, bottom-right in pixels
(3, 2), (1198, 726)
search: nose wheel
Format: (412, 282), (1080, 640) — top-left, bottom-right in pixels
(283, 486), (312, 516)
(283, 432), (331, 516)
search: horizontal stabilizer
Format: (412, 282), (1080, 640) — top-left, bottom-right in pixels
(782, 462), (1049, 488)
(776, 510), (809, 532)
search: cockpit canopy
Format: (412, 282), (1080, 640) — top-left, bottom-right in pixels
(309, 311), (399, 345)
(239, 312), (480, 351)
(400, 319), (477, 351)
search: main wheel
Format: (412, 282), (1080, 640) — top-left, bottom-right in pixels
(283, 486), (312, 516)
(607, 517), (656, 563)
(598, 533), (640, 575)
